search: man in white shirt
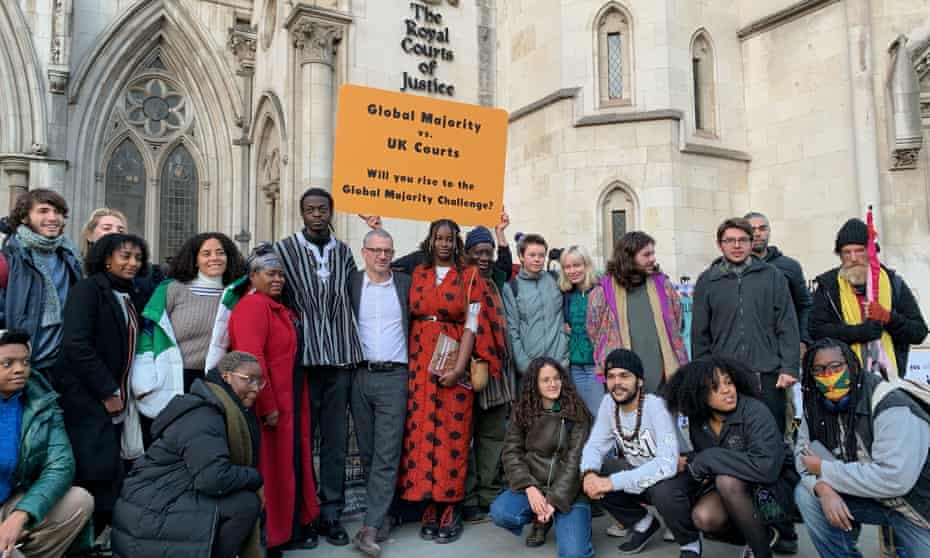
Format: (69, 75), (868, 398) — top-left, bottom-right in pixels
(348, 229), (412, 558)
(581, 349), (701, 558)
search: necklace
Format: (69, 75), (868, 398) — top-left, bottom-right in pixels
(614, 389), (645, 443)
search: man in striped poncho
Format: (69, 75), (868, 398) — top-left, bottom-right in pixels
(274, 188), (363, 547)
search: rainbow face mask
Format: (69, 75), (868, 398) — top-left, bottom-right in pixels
(814, 367), (851, 403)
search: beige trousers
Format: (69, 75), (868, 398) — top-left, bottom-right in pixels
(0, 486), (94, 558)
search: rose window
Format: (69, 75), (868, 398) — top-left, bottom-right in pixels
(126, 78), (186, 137)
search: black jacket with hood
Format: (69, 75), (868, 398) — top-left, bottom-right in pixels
(692, 256), (800, 376)
(762, 246), (813, 344)
(810, 266), (927, 374)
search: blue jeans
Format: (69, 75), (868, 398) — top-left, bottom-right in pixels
(570, 364), (603, 416)
(490, 490), (593, 558)
(795, 483), (930, 558)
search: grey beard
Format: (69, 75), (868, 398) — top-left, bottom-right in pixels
(839, 264), (868, 286)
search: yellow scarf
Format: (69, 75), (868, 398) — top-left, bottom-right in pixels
(838, 269), (898, 378)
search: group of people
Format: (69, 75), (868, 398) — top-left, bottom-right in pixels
(0, 186), (928, 558)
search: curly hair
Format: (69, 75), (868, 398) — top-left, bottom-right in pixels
(419, 219), (465, 270)
(84, 233), (150, 277)
(801, 338), (864, 461)
(662, 356), (758, 425)
(168, 232), (244, 286)
(217, 350), (260, 374)
(607, 231), (661, 290)
(513, 357), (593, 428)
(9, 189), (69, 230)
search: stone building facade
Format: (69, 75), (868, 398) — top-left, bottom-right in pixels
(2, 0), (930, 320)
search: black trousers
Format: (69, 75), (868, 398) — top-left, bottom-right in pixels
(757, 372), (787, 436)
(599, 470), (699, 546)
(309, 366), (351, 520)
(213, 490), (261, 558)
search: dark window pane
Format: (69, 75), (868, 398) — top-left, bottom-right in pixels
(612, 209), (627, 247)
(105, 139), (146, 234)
(607, 32), (623, 99)
(160, 144), (198, 263)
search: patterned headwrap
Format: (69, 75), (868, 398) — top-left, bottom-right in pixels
(247, 243), (283, 272)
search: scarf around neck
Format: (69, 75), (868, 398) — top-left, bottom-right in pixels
(191, 271), (224, 290)
(16, 224), (69, 328)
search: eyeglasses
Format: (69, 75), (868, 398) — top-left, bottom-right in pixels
(750, 225), (769, 233)
(229, 372), (267, 390)
(720, 238), (751, 246)
(364, 247), (395, 257)
(810, 361), (847, 376)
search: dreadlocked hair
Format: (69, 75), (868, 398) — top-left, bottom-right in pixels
(663, 356), (759, 425)
(513, 357), (593, 428)
(801, 338), (863, 461)
(419, 219), (465, 270)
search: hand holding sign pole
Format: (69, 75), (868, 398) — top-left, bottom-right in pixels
(332, 85), (507, 226)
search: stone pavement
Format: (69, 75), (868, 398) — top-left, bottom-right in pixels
(287, 514), (880, 557)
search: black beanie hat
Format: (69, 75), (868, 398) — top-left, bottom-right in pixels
(603, 349), (644, 379)
(834, 218), (869, 254)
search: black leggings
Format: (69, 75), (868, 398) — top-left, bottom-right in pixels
(692, 475), (772, 558)
(213, 491), (262, 558)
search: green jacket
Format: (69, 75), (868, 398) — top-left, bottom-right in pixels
(11, 372), (75, 526)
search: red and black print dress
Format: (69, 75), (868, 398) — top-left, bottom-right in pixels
(398, 264), (506, 502)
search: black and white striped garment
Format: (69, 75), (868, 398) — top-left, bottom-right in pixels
(275, 232), (363, 367)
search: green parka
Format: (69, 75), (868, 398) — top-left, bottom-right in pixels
(10, 372), (76, 526)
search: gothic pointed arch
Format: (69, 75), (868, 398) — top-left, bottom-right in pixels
(596, 180), (639, 265)
(691, 29), (718, 136)
(252, 92), (287, 242)
(67, 0), (242, 259)
(0, 1), (48, 154)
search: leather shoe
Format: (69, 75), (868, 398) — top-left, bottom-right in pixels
(353, 526), (381, 558)
(419, 504), (439, 541)
(317, 518), (350, 546)
(435, 505), (464, 544)
(525, 520), (551, 547)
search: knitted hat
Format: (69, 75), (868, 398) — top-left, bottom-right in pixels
(834, 218), (868, 253)
(465, 226), (495, 251)
(603, 349), (644, 379)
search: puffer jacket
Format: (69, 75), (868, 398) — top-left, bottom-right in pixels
(10, 372), (76, 526)
(501, 269), (569, 374)
(501, 403), (591, 513)
(111, 379), (262, 558)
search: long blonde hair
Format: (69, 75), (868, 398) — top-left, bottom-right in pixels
(558, 245), (597, 292)
(81, 207), (128, 259)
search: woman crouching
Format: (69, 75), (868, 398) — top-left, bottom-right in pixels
(490, 357), (594, 557)
(111, 352), (265, 558)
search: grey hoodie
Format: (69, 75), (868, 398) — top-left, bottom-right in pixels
(501, 268), (569, 374)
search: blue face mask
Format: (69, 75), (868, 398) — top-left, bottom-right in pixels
(820, 393), (852, 412)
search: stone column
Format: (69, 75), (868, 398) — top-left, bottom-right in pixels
(845, 0), (883, 231)
(228, 26), (258, 253)
(0, 157), (30, 211)
(291, 18), (343, 193)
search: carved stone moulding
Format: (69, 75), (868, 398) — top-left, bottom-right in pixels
(285, 5), (352, 67)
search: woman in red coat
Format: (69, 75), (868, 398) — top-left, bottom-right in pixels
(229, 245), (319, 556)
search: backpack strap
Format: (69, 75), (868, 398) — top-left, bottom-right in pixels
(508, 277), (519, 300)
(871, 380), (897, 414)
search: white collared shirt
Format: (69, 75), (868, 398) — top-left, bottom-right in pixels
(359, 272), (408, 363)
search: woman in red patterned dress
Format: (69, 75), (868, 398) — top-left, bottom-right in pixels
(398, 219), (505, 544)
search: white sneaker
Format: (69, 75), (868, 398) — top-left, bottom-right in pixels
(741, 546), (754, 558)
(606, 523), (629, 538)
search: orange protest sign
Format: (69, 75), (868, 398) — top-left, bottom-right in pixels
(332, 85), (508, 226)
